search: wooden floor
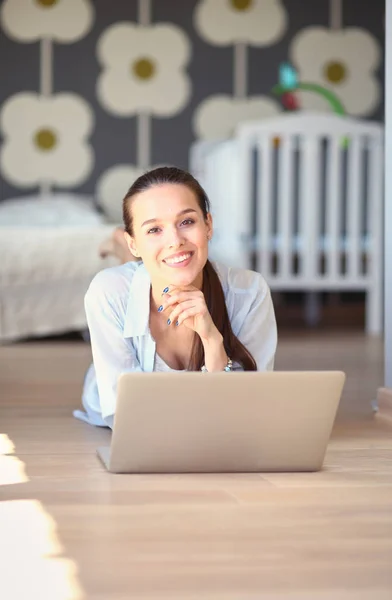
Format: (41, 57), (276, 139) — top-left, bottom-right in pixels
(1, 331), (391, 600)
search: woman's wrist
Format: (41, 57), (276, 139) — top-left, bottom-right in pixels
(201, 329), (228, 372)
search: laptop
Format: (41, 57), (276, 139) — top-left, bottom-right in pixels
(97, 370), (345, 474)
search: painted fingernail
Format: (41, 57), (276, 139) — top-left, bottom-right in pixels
(175, 320), (179, 326)
(167, 318), (171, 325)
(163, 287), (169, 294)
(158, 305), (163, 312)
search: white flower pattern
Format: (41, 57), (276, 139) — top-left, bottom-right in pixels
(97, 23), (191, 117)
(290, 27), (381, 117)
(193, 95), (281, 140)
(0, 93), (94, 187)
(194, 0), (287, 46)
(96, 165), (146, 224)
(1, 0), (94, 43)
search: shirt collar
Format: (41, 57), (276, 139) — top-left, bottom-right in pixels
(123, 262), (151, 338)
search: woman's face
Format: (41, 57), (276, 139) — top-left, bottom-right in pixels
(125, 183), (213, 288)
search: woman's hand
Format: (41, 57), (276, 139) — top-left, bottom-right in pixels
(159, 285), (218, 342)
(159, 285), (229, 371)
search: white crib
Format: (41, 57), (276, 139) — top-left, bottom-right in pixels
(191, 112), (384, 335)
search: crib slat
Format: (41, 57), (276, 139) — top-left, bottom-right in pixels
(347, 135), (363, 280)
(298, 136), (320, 280)
(277, 135), (294, 279)
(237, 136), (254, 269)
(325, 136), (342, 280)
(257, 136), (273, 279)
(368, 136), (383, 269)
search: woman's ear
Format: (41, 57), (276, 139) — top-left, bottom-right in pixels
(206, 213), (213, 240)
(124, 231), (139, 258)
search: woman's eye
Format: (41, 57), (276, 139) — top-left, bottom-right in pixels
(147, 220), (194, 234)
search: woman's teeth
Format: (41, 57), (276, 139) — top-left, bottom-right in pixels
(165, 253), (191, 265)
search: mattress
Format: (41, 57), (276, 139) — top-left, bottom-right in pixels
(0, 196), (120, 342)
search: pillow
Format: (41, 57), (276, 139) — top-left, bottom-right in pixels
(0, 193), (105, 227)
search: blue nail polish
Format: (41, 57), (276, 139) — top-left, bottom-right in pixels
(158, 305), (163, 312)
(175, 321), (179, 326)
(167, 318), (171, 325)
(163, 287), (169, 294)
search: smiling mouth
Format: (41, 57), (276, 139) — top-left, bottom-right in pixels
(163, 252), (193, 266)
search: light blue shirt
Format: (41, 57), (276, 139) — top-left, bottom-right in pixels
(74, 261), (277, 428)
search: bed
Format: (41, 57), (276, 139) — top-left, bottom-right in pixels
(0, 194), (120, 342)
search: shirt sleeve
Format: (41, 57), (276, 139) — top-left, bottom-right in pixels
(84, 277), (142, 421)
(235, 276), (278, 371)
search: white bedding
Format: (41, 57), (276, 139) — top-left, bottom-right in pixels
(0, 196), (120, 342)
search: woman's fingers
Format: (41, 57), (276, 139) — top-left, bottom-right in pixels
(157, 285), (209, 333)
(159, 285), (215, 337)
(161, 284), (196, 296)
(159, 289), (203, 312)
(166, 300), (198, 325)
(174, 306), (204, 327)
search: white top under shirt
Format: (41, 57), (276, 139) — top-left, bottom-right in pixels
(154, 353), (185, 372)
(73, 260), (277, 428)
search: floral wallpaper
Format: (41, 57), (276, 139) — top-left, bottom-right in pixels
(0, 0), (385, 211)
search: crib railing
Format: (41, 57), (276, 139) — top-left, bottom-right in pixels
(191, 112), (384, 334)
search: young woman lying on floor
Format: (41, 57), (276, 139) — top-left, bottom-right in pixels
(74, 166), (277, 428)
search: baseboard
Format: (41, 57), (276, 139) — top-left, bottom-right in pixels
(376, 387), (392, 423)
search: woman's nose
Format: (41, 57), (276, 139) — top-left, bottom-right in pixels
(166, 227), (185, 248)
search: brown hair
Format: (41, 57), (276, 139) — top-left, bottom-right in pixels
(122, 166), (257, 371)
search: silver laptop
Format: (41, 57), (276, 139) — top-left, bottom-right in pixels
(97, 371), (345, 474)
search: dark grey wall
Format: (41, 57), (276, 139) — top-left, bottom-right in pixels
(0, 0), (385, 202)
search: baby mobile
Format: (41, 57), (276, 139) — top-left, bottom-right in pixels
(272, 62), (346, 116)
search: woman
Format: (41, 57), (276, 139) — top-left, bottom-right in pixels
(74, 166), (277, 428)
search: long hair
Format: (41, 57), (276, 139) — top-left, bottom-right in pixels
(122, 166), (257, 371)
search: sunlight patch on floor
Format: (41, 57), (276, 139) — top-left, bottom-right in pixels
(0, 433), (15, 455)
(0, 500), (84, 600)
(0, 434), (28, 485)
(0, 455), (28, 485)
